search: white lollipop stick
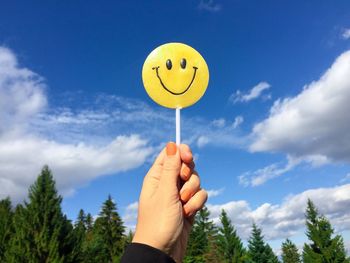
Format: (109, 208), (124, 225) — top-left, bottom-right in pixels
(176, 107), (181, 145)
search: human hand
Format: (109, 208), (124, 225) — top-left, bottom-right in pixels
(132, 142), (208, 262)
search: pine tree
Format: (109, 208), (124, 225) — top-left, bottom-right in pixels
(248, 224), (279, 263)
(184, 206), (219, 263)
(5, 204), (27, 262)
(5, 166), (74, 262)
(82, 212), (103, 263)
(0, 198), (13, 261)
(264, 244), (279, 263)
(281, 239), (300, 263)
(71, 209), (87, 262)
(93, 195), (125, 263)
(86, 213), (93, 232)
(302, 199), (350, 263)
(217, 209), (246, 263)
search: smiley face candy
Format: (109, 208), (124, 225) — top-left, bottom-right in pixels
(142, 43), (209, 109)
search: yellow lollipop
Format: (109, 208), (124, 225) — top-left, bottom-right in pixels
(142, 43), (209, 144)
(142, 43), (209, 109)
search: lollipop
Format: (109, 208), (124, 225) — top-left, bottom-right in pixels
(142, 43), (209, 145)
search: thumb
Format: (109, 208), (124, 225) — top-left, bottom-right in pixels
(160, 142), (181, 187)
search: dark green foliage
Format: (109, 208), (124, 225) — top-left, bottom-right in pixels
(281, 239), (300, 263)
(92, 195), (125, 263)
(248, 224), (279, 263)
(217, 209), (246, 263)
(0, 198), (13, 261)
(302, 199), (350, 263)
(184, 206), (219, 263)
(70, 209), (87, 262)
(5, 165), (74, 262)
(85, 213), (93, 231)
(5, 204), (27, 262)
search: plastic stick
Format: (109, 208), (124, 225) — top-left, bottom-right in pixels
(176, 107), (181, 145)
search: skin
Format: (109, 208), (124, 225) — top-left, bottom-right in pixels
(133, 142), (208, 262)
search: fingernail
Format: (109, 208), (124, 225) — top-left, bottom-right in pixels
(182, 166), (191, 179)
(166, 142), (177, 156)
(183, 206), (193, 217)
(180, 189), (191, 202)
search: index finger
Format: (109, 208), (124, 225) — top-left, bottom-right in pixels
(179, 144), (193, 164)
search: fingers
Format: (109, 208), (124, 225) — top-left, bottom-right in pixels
(180, 161), (195, 181)
(179, 171), (200, 202)
(183, 189), (208, 218)
(179, 144), (193, 164)
(159, 142), (181, 187)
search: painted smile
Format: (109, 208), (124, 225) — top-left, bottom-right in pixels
(152, 66), (198, 95)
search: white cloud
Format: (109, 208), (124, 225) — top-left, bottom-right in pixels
(211, 118), (226, 128)
(342, 28), (350, 40)
(251, 50), (350, 166)
(238, 156), (300, 187)
(207, 188), (225, 198)
(232, 116), (244, 129)
(0, 47), (153, 203)
(207, 184), (350, 241)
(0, 47), (47, 135)
(123, 201), (139, 226)
(198, 0), (221, 12)
(0, 135), (152, 202)
(197, 135), (210, 148)
(231, 82), (271, 103)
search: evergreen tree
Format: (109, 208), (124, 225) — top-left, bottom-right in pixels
(5, 204), (27, 262)
(264, 244), (279, 263)
(71, 209), (87, 262)
(217, 209), (246, 263)
(81, 212), (103, 263)
(0, 198), (13, 261)
(85, 213), (93, 232)
(184, 206), (219, 263)
(281, 239), (300, 263)
(5, 166), (74, 262)
(302, 199), (350, 263)
(93, 195), (125, 263)
(248, 224), (279, 263)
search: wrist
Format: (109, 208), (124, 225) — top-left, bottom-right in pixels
(133, 229), (167, 253)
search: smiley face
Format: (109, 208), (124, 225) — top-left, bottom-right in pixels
(142, 43), (209, 109)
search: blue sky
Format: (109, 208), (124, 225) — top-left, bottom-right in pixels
(1, 0), (350, 253)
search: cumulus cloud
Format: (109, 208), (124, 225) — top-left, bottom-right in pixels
(230, 82), (271, 103)
(0, 47), (152, 202)
(0, 47), (47, 134)
(207, 184), (350, 241)
(207, 188), (225, 198)
(198, 0), (221, 12)
(250, 50), (350, 166)
(342, 28), (350, 40)
(0, 135), (152, 202)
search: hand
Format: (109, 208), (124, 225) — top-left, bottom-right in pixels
(132, 142), (208, 262)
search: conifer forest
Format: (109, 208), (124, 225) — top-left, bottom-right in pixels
(0, 166), (349, 263)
